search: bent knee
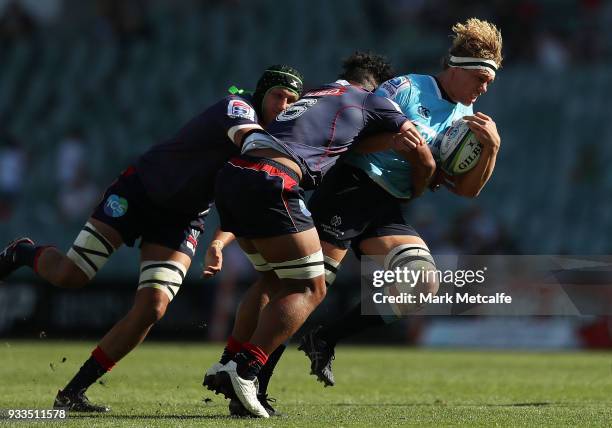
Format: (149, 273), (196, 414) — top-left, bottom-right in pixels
(133, 292), (169, 325)
(284, 275), (327, 304)
(311, 275), (327, 302)
(144, 301), (168, 324)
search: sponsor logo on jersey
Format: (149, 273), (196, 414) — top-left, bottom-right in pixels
(378, 76), (411, 98)
(389, 76), (410, 88)
(104, 194), (128, 218)
(304, 87), (347, 97)
(227, 99), (255, 121)
(417, 106), (431, 119)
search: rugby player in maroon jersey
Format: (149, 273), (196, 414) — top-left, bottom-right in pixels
(0, 65), (304, 412)
(203, 52), (434, 417)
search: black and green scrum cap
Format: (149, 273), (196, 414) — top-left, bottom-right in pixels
(252, 65), (304, 111)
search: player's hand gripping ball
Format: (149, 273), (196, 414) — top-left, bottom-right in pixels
(438, 119), (482, 175)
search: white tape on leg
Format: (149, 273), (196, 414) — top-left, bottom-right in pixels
(269, 250), (325, 279)
(66, 222), (114, 279)
(244, 252), (273, 272)
(137, 260), (187, 301)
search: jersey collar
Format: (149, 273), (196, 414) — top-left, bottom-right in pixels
(429, 75), (456, 104)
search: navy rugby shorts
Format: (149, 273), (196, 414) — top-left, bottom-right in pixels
(215, 155), (314, 238)
(308, 163), (419, 257)
(90, 166), (206, 258)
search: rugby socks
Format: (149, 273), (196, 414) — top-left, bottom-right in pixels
(219, 336), (242, 365)
(13, 243), (51, 270)
(257, 343), (287, 395)
(235, 343), (268, 381)
(222, 337), (275, 383)
(63, 346), (115, 394)
(317, 304), (386, 346)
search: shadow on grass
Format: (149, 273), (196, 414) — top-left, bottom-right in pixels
(66, 401), (557, 419)
(331, 401), (555, 408)
(68, 414), (235, 420)
(495, 402), (553, 407)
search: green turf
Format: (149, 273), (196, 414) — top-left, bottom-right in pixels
(0, 341), (610, 427)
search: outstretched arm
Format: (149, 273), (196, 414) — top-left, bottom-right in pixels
(202, 228), (236, 278)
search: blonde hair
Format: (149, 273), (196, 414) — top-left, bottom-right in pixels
(449, 18), (503, 68)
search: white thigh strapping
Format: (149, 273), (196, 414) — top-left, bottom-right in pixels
(137, 260), (187, 301)
(66, 222), (115, 279)
(268, 250), (325, 280)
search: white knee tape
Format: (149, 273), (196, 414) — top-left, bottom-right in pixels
(137, 260), (187, 302)
(245, 252), (273, 272)
(380, 244), (438, 319)
(269, 250), (325, 280)
(384, 244), (434, 270)
(324, 256), (340, 286)
(66, 222), (115, 279)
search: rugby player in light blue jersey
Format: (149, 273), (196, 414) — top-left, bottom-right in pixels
(202, 19), (503, 410)
(297, 18), (504, 387)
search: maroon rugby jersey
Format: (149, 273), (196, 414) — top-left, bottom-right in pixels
(136, 94), (258, 215)
(262, 80), (408, 189)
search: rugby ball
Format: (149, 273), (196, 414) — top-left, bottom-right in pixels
(439, 120), (482, 175)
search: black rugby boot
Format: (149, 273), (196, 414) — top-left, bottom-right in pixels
(0, 237), (35, 281)
(53, 389), (110, 412)
(298, 326), (336, 387)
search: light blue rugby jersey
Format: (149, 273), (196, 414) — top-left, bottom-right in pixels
(344, 74), (473, 199)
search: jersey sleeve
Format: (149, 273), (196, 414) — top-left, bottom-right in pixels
(214, 96), (261, 142)
(375, 75), (414, 110)
(363, 92), (408, 134)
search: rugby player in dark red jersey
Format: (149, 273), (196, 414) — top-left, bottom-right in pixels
(203, 52), (435, 418)
(0, 65), (303, 412)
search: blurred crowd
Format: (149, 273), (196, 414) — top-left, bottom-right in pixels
(372, 0), (612, 69)
(1, 0), (609, 347)
(0, 129), (99, 223)
(2, 0), (611, 64)
(0, 0), (609, 252)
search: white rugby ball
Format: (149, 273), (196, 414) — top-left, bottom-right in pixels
(439, 120), (482, 175)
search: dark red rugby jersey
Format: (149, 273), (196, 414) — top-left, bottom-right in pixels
(265, 80), (408, 189)
(136, 94), (258, 215)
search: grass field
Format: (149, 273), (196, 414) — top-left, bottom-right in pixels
(0, 341), (611, 427)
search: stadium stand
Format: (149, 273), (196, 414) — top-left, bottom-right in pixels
(1, 0), (611, 273)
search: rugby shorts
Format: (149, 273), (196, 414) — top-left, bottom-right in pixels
(214, 155), (314, 238)
(91, 166), (206, 258)
(308, 163), (420, 258)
